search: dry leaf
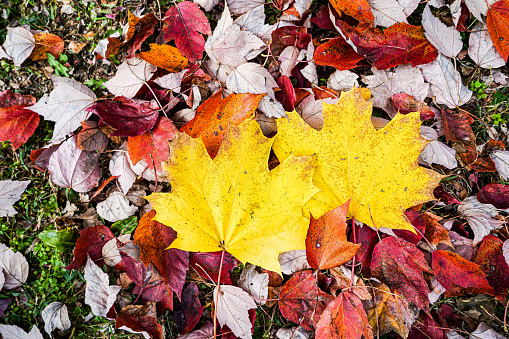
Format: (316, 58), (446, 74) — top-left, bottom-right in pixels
(214, 285), (257, 339)
(0, 325), (43, 339)
(97, 191), (138, 222)
(422, 4), (462, 58)
(0, 243), (29, 290)
(41, 302), (71, 335)
(2, 27), (35, 66)
(84, 255), (121, 318)
(104, 57), (156, 99)
(237, 263), (269, 305)
(0, 180), (30, 217)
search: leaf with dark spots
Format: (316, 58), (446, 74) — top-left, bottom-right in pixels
(86, 96), (159, 137)
(162, 1), (211, 62)
(371, 236), (432, 312)
(133, 210), (189, 298)
(306, 200), (360, 270)
(314, 36), (365, 70)
(329, 0), (374, 23)
(487, 0), (509, 62)
(473, 235), (509, 301)
(127, 116), (176, 172)
(189, 251), (239, 285)
(138, 44), (188, 72)
(338, 21), (438, 69)
(115, 302), (163, 339)
(432, 250), (492, 297)
(65, 225), (114, 270)
(478, 183), (509, 209)
(125, 13), (158, 59)
(279, 270), (334, 331)
(275, 75), (297, 112)
(315, 291), (373, 339)
(174, 283), (204, 334)
(31, 32), (64, 61)
(181, 92), (264, 159)
(77, 121), (109, 153)
(271, 26), (312, 55)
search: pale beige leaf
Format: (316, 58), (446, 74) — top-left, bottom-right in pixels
(0, 243), (28, 290)
(41, 302), (71, 335)
(237, 263), (269, 305)
(102, 235), (131, 267)
(97, 192), (138, 223)
(457, 196), (505, 245)
(0, 325), (43, 339)
(368, 0), (408, 27)
(278, 250), (311, 275)
(104, 57), (156, 99)
(214, 285), (257, 339)
(0, 180), (30, 217)
(84, 256), (121, 318)
(422, 4), (462, 58)
(2, 27), (35, 66)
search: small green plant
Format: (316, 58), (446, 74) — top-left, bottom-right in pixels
(84, 78), (107, 90)
(47, 52), (70, 77)
(470, 80), (488, 100)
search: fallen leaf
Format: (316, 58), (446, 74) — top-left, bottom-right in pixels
(491, 150), (509, 180)
(371, 236), (432, 311)
(227, 0), (264, 15)
(181, 92), (264, 158)
(365, 281), (417, 338)
(464, 0), (497, 21)
(0, 325), (43, 339)
(271, 26), (312, 55)
(279, 270), (334, 330)
(0, 90), (39, 150)
(41, 302), (71, 335)
(0, 180), (30, 217)
(31, 33), (64, 61)
(468, 23), (506, 69)
(0, 298), (13, 318)
(110, 147), (137, 195)
(473, 235), (509, 301)
(147, 119), (318, 274)
(273, 88), (442, 231)
(97, 191), (138, 223)
(313, 36), (365, 70)
(432, 250), (492, 297)
(125, 13), (158, 58)
(422, 212), (453, 247)
(138, 44), (188, 72)
(390, 93), (435, 120)
(419, 53), (473, 108)
(102, 235), (131, 267)
(337, 21), (438, 69)
(364, 65), (429, 117)
(64, 225), (114, 270)
(278, 250), (311, 275)
(306, 200), (360, 270)
(487, 0), (509, 62)
(77, 121), (109, 153)
(94, 34), (121, 60)
(2, 27), (35, 66)
(162, 1), (211, 62)
(276, 75), (297, 111)
(104, 57), (156, 99)
(422, 4), (462, 58)
(174, 283), (204, 334)
(214, 284), (257, 339)
(189, 251), (238, 284)
(116, 302), (163, 339)
(237, 263), (269, 305)
(48, 136), (101, 193)
(133, 210), (189, 297)
(0, 46), (11, 61)
(419, 126), (458, 169)
(87, 96), (159, 137)
(68, 41), (87, 54)
(327, 70), (359, 92)
(0, 243), (28, 290)
(276, 326), (310, 339)
(408, 311), (446, 339)
(315, 291), (373, 339)
(368, 0), (408, 27)
(329, 0), (374, 22)
(471, 322), (506, 339)
(84, 256), (121, 318)
(27, 75), (97, 142)
(126, 116), (176, 173)
(178, 321), (214, 339)
(477, 183), (509, 209)
(457, 196), (505, 245)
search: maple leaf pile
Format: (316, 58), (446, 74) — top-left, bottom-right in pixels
(2, 0), (509, 338)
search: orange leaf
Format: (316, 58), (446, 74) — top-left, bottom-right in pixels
(316, 291), (374, 339)
(127, 116), (176, 172)
(0, 105), (39, 150)
(306, 200), (360, 270)
(487, 0), (509, 61)
(432, 250), (492, 297)
(422, 212), (453, 247)
(181, 92), (264, 159)
(329, 0), (374, 23)
(31, 33), (64, 61)
(138, 44), (188, 72)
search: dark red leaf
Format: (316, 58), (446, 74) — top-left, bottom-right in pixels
(30, 146), (58, 171)
(279, 270), (334, 331)
(478, 183), (509, 209)
(408, 311), (446, 339)
(0, 298), (14, 318)
(115, 302), (163, 339)
(371, 237), (432, 312)
(311, 6), (336, 30)
(275, 75), (297, 112)
(133, 210), (189, 298)
(390, 93), (435, 120)
(352, 223), (378, 268)
(392, 209), (425, 245)
(473, 235), (509, 301)
(433, 185), (461, 205)
(432, 250), (492, 297)
(162, 1), (211, 62)
(65, 225), (114, 270)
(189, 251), (239, 285)
(86, 97), (159, 137)
(271, 26), (312, 55)
(174, 283), (204, 334)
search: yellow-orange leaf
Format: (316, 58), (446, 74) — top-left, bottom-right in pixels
(138, 44), (188, 72)
(273, 88), (442, 232)
(146, 119), (319, 274)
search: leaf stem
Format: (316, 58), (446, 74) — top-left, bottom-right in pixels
(350, 217), (356, 288)
(213, 248), (226, 339)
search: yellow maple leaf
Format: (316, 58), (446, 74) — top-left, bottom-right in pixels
(146, 119), (319, 273)
(273, 88), (442, 232)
